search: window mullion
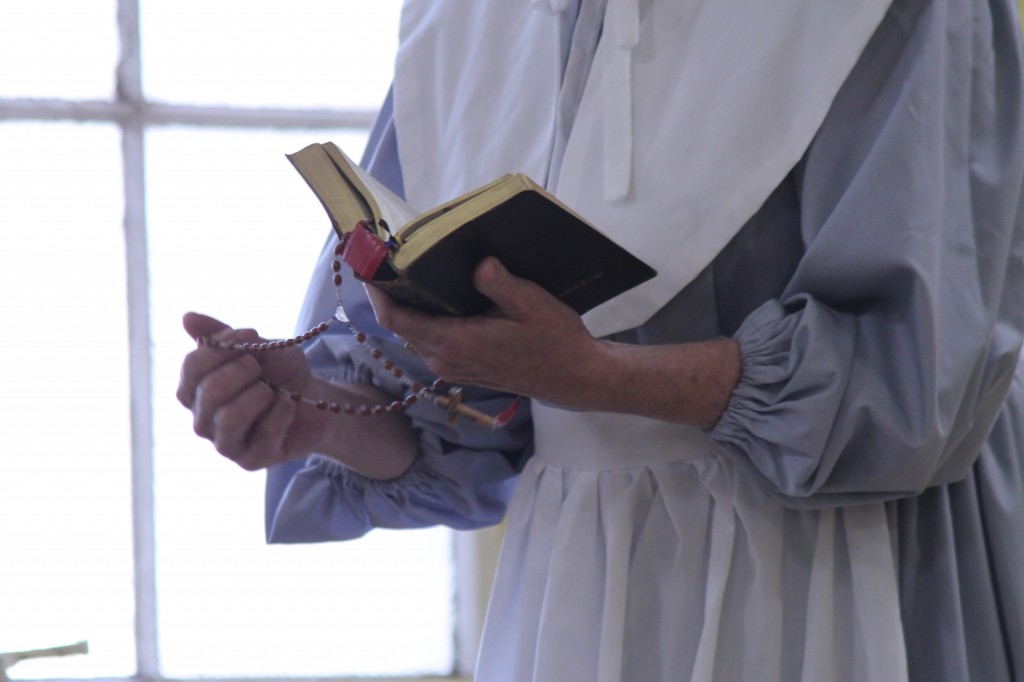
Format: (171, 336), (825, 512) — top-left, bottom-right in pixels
(123, 118), (158, 681)
(118, 0), (159, 678)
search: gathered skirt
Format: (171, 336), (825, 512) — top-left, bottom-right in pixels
(474, 407), (909, 682)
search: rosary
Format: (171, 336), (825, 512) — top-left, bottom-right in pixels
(197, 225), (521, 430)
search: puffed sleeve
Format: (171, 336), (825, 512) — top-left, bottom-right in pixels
(710, 0), (1024, 507)
(265, 89), (531, 542)
(265, 329), (531, 542)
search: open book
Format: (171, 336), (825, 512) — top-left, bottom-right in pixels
(287, 142), (656, 317)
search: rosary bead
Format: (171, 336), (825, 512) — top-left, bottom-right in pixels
(198, 230), (511, 429)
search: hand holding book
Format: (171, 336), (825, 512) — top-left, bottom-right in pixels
(368, 257), (742, 429)
(288, 142), (656, 317)
(366, 256), (610, 402)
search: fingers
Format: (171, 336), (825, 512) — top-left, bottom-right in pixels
(191, 353), (264, 439)
(178, 311), (315, 471)
(190, 354), (298, 471)
(182, 311), (231, 341)
(365, 260), (577, 389)
(366, 284), (440, 344)
(473, 257), (549, 318)
(472, 257), (513, 303)
(232, 394), (297, 470)
(178, 313), (235, 408)
(210, 383), (289, 470)
(177, 313), (266, 409)
(178, 347), (230, 410)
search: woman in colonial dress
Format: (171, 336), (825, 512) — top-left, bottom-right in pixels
(180, 0), (1024, 679)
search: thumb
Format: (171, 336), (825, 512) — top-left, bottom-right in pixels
(183, 311), (232, 341)
(473, 257), (540, 317)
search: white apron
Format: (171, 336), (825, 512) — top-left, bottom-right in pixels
(475, 404), (908, 680)
(393, 1), (907, 679)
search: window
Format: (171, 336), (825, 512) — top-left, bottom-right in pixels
(0, 2), (492, 680)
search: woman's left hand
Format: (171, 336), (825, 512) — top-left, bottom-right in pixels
(366, 257), (605, 405)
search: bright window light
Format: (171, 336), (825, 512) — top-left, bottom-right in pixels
(0, 122), (135, 678)
(148, 127), (454, 677)
(0, 2), (118, 99)
(141, 1), (400, 110)
(0, 1), (459, 679)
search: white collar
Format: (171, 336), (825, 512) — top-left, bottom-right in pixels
(393, 0), (893, 335)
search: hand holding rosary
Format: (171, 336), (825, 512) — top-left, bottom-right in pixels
(195, 226), (521, 430)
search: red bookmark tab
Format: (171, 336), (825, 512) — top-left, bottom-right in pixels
(342, 221), (390, 280)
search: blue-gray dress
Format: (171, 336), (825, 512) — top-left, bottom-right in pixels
(265, 0), (1024, 679)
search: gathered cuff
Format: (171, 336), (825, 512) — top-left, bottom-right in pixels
(265, 330), (529, 543)
(266, 424), (517, 543)
(711, 300), (802, 444)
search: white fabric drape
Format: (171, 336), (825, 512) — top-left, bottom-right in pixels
(474, 404), (909, 681)
(394, 0), (892, 336)
(391, 2), (909, 679)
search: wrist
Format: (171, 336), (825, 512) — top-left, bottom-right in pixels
(570, 337), (741, 428)
(304, 377), (420, 480)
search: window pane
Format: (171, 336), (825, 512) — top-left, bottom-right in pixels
(0, 1), (117, 100)
(0, 123), (134, 678)
(142, 1), (401, 110)
(148, 127), (454, 677)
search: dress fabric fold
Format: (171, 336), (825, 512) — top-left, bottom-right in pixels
(263, 0), (1024, 679)
(475, 406), (908, 681)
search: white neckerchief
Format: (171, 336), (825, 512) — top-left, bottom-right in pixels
(393, 0), (892, 337)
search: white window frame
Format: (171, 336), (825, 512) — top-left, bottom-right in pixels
(0, 1), (499, 679)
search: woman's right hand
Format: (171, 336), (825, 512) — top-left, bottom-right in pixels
(177, 312), (325, 470)
(177, 312), (419, 478)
